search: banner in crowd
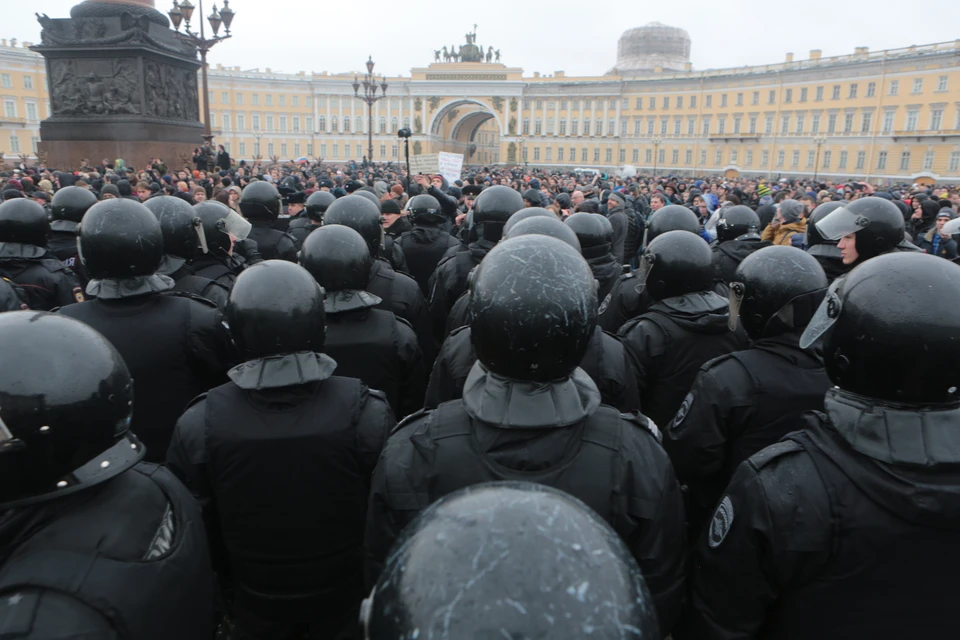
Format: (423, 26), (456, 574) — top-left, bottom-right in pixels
(410, 152), (464, 186)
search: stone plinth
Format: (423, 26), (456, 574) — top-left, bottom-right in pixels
(31, 2), (203, 168)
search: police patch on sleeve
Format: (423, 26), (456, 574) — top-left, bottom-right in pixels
(668, 393), (694, 434)
(708, 496), (735, 548)
(598, 292), (612, 315)
(72, 286), (85, 303)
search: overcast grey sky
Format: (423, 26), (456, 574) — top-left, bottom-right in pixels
(7, 0), (960, 78)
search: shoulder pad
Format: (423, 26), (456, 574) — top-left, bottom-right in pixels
(39, 258), (67, 273)
(700, 351), (740, 372)
(435, 254), (456, 269)
(281, 231), (298, 243)
(621, 411), (662, 442)
(599, 329), (622, 341)
(618, 315), (643, 334)
(449, 325), (470, 337)
(747, 440), (805, 470)
(183, 392), (209, 412)
(0, 589), (41, 635)
(619, 271), (635, 281)
(395, 315), (415, 332)
(162, 290), (219, 308)
(390, 407), (430, 435)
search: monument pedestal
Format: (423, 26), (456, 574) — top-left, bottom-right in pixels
(32, 1), (203, 168)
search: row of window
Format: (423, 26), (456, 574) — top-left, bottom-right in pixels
(209, 91), (414, 110)
(517, 107), (959, 138)
(515, 144), (960, 173)
(522, 76), (952, 114)
(5, 134), (40, 153)
(209, 112), (413, 134)
(0, 73), (34, 90)
(225, 140), (405, 160)
(2, 99), (40, 120)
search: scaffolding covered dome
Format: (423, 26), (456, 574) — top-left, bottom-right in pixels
(611, 22), (691, 74)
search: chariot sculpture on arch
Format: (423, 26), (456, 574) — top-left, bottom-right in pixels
(433, 25), (501, 64)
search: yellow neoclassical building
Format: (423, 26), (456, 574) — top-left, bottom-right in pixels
(2, 24), (960, 183)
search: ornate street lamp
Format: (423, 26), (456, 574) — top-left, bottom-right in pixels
(353, 56), (388, 164)
(813, 135), (827, 182)
(168, 0), (237, 144)
(652, 136), (662, 176)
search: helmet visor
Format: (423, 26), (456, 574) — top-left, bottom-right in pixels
(807, 243), (842, 259)
(727, 281), (745, 331)
(815, 206), (870, 241)
(193, 216), (209, 254)
(633, 252), (656, 293)
(0, 413), (25, 453)
(217, 210), (252, 241)
(799, 278), (844, 349)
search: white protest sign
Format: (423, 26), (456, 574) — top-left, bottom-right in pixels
(438, 152), (464, 185)
(409, 153), (439, 175)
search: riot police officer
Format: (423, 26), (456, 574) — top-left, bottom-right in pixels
(366, 235), (686, 634)
(49, 185), (97, 287)
(619, 230), (748, 429)
(566, 212), (621, 303)
(814, 195), (909, 268)
(167, 260), (395, 639)
(710, 204), (771, 296)
(324, 195), (432, 363)
(144, 195), (231, 310)
(0, 198), (83, 310)
(680, 252), (960, 640)
(805, 200), (851, 282)
(239, 181), (298, 262)
(59, 198), (234, 461)
(300, 225), (425, 418)
(428, 185), (524, 343)
(188, 200), (252, 289)
(287, 190), (334, 246)
(0, 311), (213, 639)
(664, 245), (830, 530)
(598, 204), (701, 333)
(396, 194), (460, 296)
(362, 482), (660, 640)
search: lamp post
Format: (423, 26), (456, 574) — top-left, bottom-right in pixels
(252, 127), (262, 157)
(812, 135), (827, 182)
(353, 56), (388, 166)
(168, 0), (236, 144)
(652, 136), (662, 176)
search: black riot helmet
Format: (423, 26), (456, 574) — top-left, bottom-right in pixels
(352, 189), (381, 209)
(50, 185), (98, 229)
(300, 224), (372, 292)
(305, 190), (336, 223)
(646, 204), (700, 244)
(194, 201), (251, 256)
(0, 198), (50, 247)
(728, 245), (827, 339)
(715, 205), (761, 243)
(502, 207), (556, 236)
(470, 235), (597, 381)
(638, 230), (713, 301)
(503, 215), (582, 252)
(565, 212), (613, 260)
(801, 252), (960, 404)
(473, 185), (525, 242)
(805, 201), (847, 258)
(238, 181), (282, 222)
(226, 260), (326, 360)
(406, 194), (444, 224)
(323, 194), (384, 257)
(144, 195), (207, 259)
(814, 196), (904, 265)
(0, 311), (142, 510)
(362, 481), (658, 640)
(79, 199), (164, 279)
